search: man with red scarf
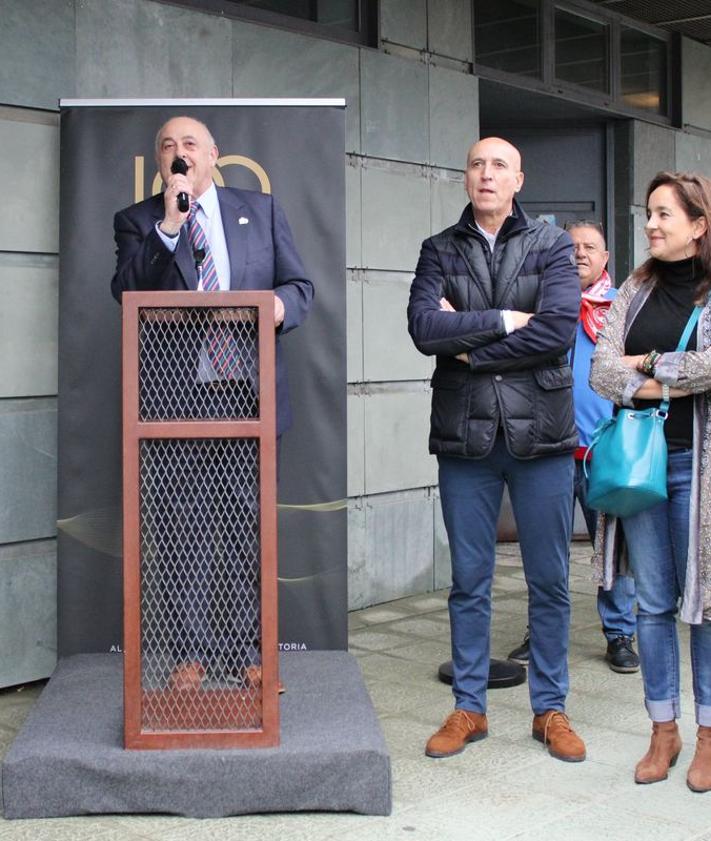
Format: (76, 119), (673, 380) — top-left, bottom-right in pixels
(508, 221), (639, 674)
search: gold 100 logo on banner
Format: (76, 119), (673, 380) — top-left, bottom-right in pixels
(133, 154), (271, 202)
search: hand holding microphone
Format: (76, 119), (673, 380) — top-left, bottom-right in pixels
(170, 157), (190, 212)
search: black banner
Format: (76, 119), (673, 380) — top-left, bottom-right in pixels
(57, 100), (347, 655)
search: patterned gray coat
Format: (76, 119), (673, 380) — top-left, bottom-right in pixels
(589, 273), (711, 624)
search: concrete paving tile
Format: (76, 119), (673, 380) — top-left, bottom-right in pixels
(0, 817), (144, 841)
(493, 576), (529, 593)
(357, 652), (442, 687)
(381, 639), (453, 664)
(384, 617), (450, 640)
(356, 606), (413, 625)
(391, 593), (450, 613)
(512, 802), (706, 841)
(348, 629), (413, 652)
(366, 678), (454, 718)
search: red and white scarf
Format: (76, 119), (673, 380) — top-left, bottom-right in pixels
(580, 269), (613, 343)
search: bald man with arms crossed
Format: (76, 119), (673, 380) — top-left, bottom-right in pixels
(408, 137), (586, 762)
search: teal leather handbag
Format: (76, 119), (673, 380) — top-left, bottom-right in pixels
(585, 305), (703, 518)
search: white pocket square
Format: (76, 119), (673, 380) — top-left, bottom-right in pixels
(238, 216), (249, 225)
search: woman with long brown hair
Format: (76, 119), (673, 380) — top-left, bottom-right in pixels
(591, 171), (711, 791)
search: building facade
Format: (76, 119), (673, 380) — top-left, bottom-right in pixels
(2, 0), (711, 685)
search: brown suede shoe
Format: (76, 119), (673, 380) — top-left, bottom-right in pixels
(532, 711), (586, 762)
(425, 710), (488, 758)
(687, 725), (711, 793)
(168, 661), (205, 691)
(635, 720), (682, 784)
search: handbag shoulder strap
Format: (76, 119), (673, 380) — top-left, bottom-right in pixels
(658, 304), (704, 414)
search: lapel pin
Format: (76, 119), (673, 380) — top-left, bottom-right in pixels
(238, 216), (249, 225)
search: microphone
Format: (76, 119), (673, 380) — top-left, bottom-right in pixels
(170, 157), (190, 213)
(193, 247), (206, 270)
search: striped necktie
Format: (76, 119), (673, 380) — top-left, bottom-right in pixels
(187, 202), (219, 291)
(187, 202), (240, 379)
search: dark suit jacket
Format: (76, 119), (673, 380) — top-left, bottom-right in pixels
(111, 186), (314, 435)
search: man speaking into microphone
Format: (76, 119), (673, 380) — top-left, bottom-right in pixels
(111, 115), (313, 692)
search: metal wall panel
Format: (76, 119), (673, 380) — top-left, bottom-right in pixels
(676, 131), (711, 174)
(363, 489), (434, 605)
(362, 271), (432, 382)
(346, 498), (367, 609)
(346, 157), (362, 268)
(364, 389), (436, 494)
(348, 392), (366, 497)
(427, 0), (473, 62)
(74, 0), (232, 97)
(431, 170), (467, 235)
(362, 163), (430, 271)
(682, 38), (711, 133)
(360, 50), (429, 163)
(428, 67), (479, 169)
(233, 22), (361, 154)
(380, 0), (427, 50)
(0, 540), (57, 686)
(0, 399), (57, 544)
(631, 121), (676, 207)
(0, 0), (75, 109)
(0, 261), (58, 398)
(0, 115), (59, 254)
(348, 271), (364, 384)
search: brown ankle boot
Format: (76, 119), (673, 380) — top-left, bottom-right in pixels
(687, 725), (711, 793)
(634, 720), (682, 784)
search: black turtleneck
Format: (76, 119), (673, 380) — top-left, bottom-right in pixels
(625, 257), (700, 449)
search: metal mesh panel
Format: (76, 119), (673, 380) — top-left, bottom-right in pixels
(139, 437), (261, 731)
(138, 307), (260, 421)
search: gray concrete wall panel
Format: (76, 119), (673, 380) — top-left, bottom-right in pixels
(348, 393), (366, 497)
(363, 490), (434, 605)
(433, 489), (452, 590)
(0, 540), (57, 686)
(0, 399), (57, 544)
(676, 131), (711, 175)
(0, 115), (59, 254)
(362, 272), (432, 382)
(361, 50), (428, 163)
(75, 0), (232, 98)
(631, 121), (676, 207)
(347, 270), (364, 384)
(346, 498), (368, 610)
(0, 261), (58, 398)
(631, 206), (650, 269)
(364, 389), (435, 493)
(380, 0), (427, 50)
(431, 169), (466, 234)
(427, 0), (472, 62)
(682, 38), (711, 134)
(362, 163), (430, 271)
(233, 22), (360, 154)
(346, 157), (362, 268)
(0, 0), (75, 110)
(429, 67), (478, 169)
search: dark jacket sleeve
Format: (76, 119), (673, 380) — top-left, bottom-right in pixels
(270, 196), (314, 335)
(467, 232), (580, 373)
(407, 238), (507, 356)
(110, 204), (180, 303)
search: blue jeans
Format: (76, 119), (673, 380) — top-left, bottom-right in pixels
(439, 437), (574, 715)
(574, 461), (636, 640)
(622, 449), (711, 726)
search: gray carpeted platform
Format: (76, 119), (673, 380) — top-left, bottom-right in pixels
(1, 651), (391, 819)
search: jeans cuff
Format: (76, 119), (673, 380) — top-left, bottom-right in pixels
(696, 703), (711, 727)
(645, 697), (680, 721)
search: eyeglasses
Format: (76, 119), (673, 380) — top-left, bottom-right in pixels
(564, 219), (605, 235)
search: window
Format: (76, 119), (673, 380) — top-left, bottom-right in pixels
(475, 0), (542, 78)
(157, 0), (375, 47)
(555, 8), (608, 93)
(621, 26), (667, 115)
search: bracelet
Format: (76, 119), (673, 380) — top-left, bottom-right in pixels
(638, 350), (660, 376)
